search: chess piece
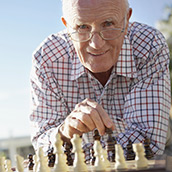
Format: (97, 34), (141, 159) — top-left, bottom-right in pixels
(93, 140), (106, 171)
(64, 142), (73, 166)
(115, 144), (127, 170)
(133, 143), (148, 169)
(27, 154), (34, 170)
(93, 129), (101, 141)
(90, 129), (101, 165)
(15, 154), (24, 172)
(33, 155), (38, 172)
(71, 134), (88, 172)
(101, 148), (111, 168)
(53, 133), (69, 172)
(90, 148), (96, 165)
(126, 140), (135, 160)
(36, 147), (50, 172)
(144, 137), (154, 159)
(47, 148), (56, 167)
(5, 159), (13, 172)
(0, 156), (6, 172)
(105, 128), (115, 162)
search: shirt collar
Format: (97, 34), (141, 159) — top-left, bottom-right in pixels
(70, 34), (138, 81)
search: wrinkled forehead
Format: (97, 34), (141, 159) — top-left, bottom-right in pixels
(63, 0), (126, 23)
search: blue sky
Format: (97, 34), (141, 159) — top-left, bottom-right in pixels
(0, 0), (171, 139)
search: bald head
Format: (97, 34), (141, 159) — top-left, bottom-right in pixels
(62, 0), (129, 23)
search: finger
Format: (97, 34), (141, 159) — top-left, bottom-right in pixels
(76, 104), (105, 134)
(86, 98), (114, 129)
(72, 111), (96, 131)
(69, 115), (90, 133)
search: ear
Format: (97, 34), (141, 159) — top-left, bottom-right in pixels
(124, 8), (132, 35)
(61, 16), (67, 27)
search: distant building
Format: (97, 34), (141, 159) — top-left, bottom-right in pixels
(0, 136), (34, 166)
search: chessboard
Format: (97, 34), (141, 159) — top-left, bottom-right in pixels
(0, 129), (169, 172)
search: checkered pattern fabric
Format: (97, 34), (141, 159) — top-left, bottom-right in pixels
(30, 22), (171, 159)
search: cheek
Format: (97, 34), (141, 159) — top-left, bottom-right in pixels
(73, 42), (87, 61)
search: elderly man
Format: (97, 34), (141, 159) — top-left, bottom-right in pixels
(30, 0), (171, 159)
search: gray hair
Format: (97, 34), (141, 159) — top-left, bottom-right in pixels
(62, 0), (129, 20)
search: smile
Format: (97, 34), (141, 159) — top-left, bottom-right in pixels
(89, 50), (108, 56)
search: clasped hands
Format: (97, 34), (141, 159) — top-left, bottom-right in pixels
(59, 98), (115, 141)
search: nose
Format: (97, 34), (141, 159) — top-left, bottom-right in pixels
(89, 32), (105, 49)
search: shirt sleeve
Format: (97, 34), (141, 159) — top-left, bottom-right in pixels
(29, 44), (69, 152)
(117, 29), (171, 155)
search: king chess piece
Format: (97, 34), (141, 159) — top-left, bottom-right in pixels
(144, 137), (154, 159)
(126, 140), (135, 160)
(105, 128), (116, 162)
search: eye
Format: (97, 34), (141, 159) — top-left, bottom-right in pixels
(77, 24), (91, 32)
(103, 21), (115, 28)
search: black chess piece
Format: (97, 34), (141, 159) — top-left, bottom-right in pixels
(47, 148), (56, 167)
(93, 129), (101, 141)
(144, 137), (154, 159)
(105, 128), (116, 162)
(90, 148), (96, 165)
(63, 142), (74, 166)
(126, 140), (135, 160)
(27, 154), (34, 170)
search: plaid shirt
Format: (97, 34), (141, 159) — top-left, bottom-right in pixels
(30, 22), (171, 158)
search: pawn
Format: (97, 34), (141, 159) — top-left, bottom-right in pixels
(0, 157), (6, 172)
(5, 159), (13, 172)
(63, 142), (73, 166)
(133, 143), (148, 169)
(93, 140), (106, 171)
(33, 155), (38, 172)
(36, 147), (50, 172)
(15, 154), (24, 172)
(101, 148), (111, 168)
(27, 154), (34, 171)
(115, 144), (127, 170)
(47, 148), (56, 168)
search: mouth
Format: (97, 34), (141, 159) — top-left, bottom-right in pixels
(88, 50), (109, 56)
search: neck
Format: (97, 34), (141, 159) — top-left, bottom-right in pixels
(91, 68), (113, 86)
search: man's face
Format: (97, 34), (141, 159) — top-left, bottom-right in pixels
(62, 0), (131, 74)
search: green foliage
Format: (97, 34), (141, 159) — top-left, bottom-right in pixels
(157, 5), (172, 98)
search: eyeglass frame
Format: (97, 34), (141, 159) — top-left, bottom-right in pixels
(67, 15), (127, 42)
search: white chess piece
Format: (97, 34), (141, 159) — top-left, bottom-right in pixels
(15, 155), (24, 172)
(33, 155), (38, 172)
(5, 159), (13, 172)
(71, 134), (88, 172)
(36, 147), (50, 172)
(0, 156), (6, 172)
(53, 133), (69, 172)
(101, 148), (111, 168)
(115, 144), (127, 170)
(93, 140), (106, 171)
(133, 143), (148, 168)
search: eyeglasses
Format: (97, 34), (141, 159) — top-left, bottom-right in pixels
(67, 16), (126, 42)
